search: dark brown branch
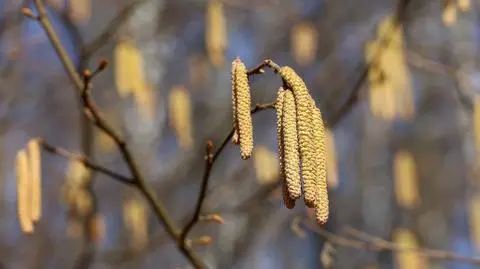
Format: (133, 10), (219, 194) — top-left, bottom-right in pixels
(40, 140), (134, 186)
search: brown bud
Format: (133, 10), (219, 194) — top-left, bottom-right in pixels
(21, 8), (37, 19)
(97, 58), (109, 72)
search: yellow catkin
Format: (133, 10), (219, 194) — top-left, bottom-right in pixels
(114, 40), (145, 98)
(123, 198), (148, 250)
(232, 58), (253, 159)
(16, 149), (33, 234)
(275, 88), (296, 209)
(282, 89), (302, 200)
(393, 228), (429, 269)
(366, 41), (396, 120)
(291, 21), (318, 66)
(68, 0), (91, 24)
(75, 189), (93, 217)
(443, 1), (458, 27)
(376, 17), (415, 120)
(469, 194), (480, 251)
(88, 214), (105, 243)
(474, 96), (480, 165)
(312, 105), (329, 224)
(253, 146), (279, 185)
(231, 59), (239, 145)
(27, 138), (42, 223)
(325, 130), (339, 189)
(393, 150), (420, 209)
(277, 66), (316, 207)
(205, 0), (227, 67)
(168, 85), (194, 150)
(457, 0), (471, 12)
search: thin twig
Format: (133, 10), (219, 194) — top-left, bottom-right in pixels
(302, 219), (480, 265)
(40, 140), (135, 186)
(179, 141), (215, 243)
(82, 0), (146, 58)
(29, 1), (205, 268)
(344, 226), (480, 265)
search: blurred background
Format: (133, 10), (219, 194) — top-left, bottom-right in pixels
(1, 0), (480, 268)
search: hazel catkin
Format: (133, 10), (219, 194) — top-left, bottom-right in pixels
(232, 58), (253, 159)
(275, 88), (296, 209)
(277, 66), (316, 208)
(312, 105), (329, 224)
(282, 89), (302, 201)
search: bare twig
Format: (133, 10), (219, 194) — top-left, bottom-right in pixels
(40, 140), (134, 186)
(303, 219), (480, 265)
(344, 226), (480, 265)
(82, 0), (147, 58)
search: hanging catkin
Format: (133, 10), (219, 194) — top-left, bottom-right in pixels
(312, 105), (329, 224)
(282, 89), (302, 201)
(27, 138), (42, 223)
(16, 149), (33, 234)
(277, 66), (316, 207)
(232, 58), (253, 159)
(275, 88), (296, 209)
(231, 60), (239, 145)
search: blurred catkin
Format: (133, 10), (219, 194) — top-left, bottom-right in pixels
(277, 66), (316, 208)
(474, 96), (480, 163)
(253, 146), (279, 185)
(168, 85), (194, 150)
(16, 149), (33, 234)
(88, 214), (105, 243)
(206, 0), (227, 67)
(312, 105), (329, 224)
(325, 130), (338, 189)
(393, 228), (429, 268)
(68, 0), (91, 24)
(281, 89), (302, 201)
(291, 21), (318, 66)
(443, 1), (458, 26)
(27, 138), (42, 222)
(457, 0), (471, 12)
(393, 150), (420, 209)
(123, 197), (148, 250)
(114, 40), (145, 98)
(232, 58), (253, 159)
(469, 194), (480, 250)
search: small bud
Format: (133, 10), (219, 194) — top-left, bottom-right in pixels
(97, 58), (109, 72)
(200, 214), (225, 224)
(21, 8), (37, 19)
(194, 235), (213, 246)
(83, 69), (93, 78)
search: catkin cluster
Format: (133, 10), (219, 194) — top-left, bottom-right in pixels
(229, 58), (329, 224)
(15, 138), (42, 234)
(275, 67), (329, 225)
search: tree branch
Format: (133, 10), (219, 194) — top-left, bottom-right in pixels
(40, 140), (135, 186)
(29, 1), (205, 268)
